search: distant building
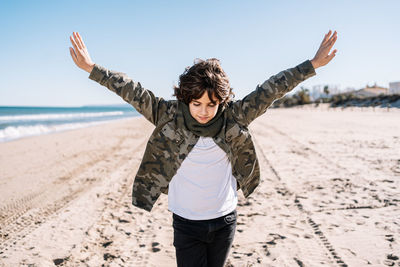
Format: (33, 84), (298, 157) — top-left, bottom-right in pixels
(389, 81), (400, 94)
(351, 84), (389, 97)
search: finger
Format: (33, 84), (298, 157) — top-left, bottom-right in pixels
(326, 31), (337, 44)
(73, 32), (83, 50)
(328, 52), (336, 62)
(321, 35), (328, 46)
(77, 32), (86, 48)
(327, 49), (337, 60)
(69, 47), (78, 64)
(74, 32), (83, 49)
(327, 35), (338, 49)
(69, 47), (76, 59)
(321, 30), (332, 45)
(324, 33), (337, 49)
(70, 35), (80, 52)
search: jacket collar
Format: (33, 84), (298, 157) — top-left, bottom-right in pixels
(175, 101), (227, 144)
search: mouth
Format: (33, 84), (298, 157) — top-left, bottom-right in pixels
(198, 116), (209, 121)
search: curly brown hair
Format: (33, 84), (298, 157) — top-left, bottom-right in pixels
(173, 58), (235, 107)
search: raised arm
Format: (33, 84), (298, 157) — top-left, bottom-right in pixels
(69, 32), (169, 126)
(232, 30), (338, 126)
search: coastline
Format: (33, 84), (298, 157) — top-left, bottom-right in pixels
(0, 105), (139, 143)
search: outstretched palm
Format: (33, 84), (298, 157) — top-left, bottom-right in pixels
(311, 30), (338, 69)
(69, 32), (94, 73)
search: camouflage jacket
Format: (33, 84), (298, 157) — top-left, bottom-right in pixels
(88, 60), (316, 212)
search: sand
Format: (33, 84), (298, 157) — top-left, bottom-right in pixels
(0, 106), (399, 266)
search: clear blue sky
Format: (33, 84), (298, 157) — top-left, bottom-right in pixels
(1, 0), (399, 107)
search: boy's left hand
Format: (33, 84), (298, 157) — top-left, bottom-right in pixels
(311, 30), (338, 69)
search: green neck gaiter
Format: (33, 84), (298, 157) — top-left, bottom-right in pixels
(179, 101), (225, 137)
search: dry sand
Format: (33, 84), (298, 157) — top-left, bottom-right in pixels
(0, 106), (399, 266)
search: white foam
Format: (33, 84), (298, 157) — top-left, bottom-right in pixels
(0, 118), (133, 143)
(0, 111), (124, 122)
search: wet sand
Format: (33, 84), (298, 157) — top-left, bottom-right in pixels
(0, 105), (399, 266)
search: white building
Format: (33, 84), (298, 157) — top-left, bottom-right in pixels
(352, 84), (388, 97)
(389, 81), (400, 94)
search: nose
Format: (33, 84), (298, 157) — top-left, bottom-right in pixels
(200, 106), (208, 116)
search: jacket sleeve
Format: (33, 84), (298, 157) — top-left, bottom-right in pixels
(231, 59), (316, 126)
(88, 64), (169, 126)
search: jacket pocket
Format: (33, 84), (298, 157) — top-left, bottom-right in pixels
(225, 124), (249, 145)
(161, 123), (184, 146)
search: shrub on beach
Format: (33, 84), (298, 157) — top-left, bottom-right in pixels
(273, 92), (400, 109)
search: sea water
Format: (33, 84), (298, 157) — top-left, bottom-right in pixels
(0, 104), (140, 143)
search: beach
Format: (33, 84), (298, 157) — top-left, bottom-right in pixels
(0, 105), (399, 266)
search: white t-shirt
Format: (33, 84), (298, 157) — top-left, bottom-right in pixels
(168, 136), (238, 220)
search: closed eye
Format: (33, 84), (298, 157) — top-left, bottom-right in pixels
(193, 103), (216, 107)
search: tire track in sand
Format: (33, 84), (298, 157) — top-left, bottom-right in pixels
(0, 134), (143, 252)
(258, 124), (398, 212)
(251, 120), (399, 266)
(251, 130), (348, 267)
(61, 140), (173, 267)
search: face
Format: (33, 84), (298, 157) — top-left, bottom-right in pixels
(189, 91), (220, 124)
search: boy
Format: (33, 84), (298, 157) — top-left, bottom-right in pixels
(69, 30), (337, 267)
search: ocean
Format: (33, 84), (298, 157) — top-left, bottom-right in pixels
(0, 105), (140, 143)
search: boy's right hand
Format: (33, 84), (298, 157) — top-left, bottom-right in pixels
(69, 32), (95, 73)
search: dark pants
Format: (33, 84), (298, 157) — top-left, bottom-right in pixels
(172, 209), (237, 267)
